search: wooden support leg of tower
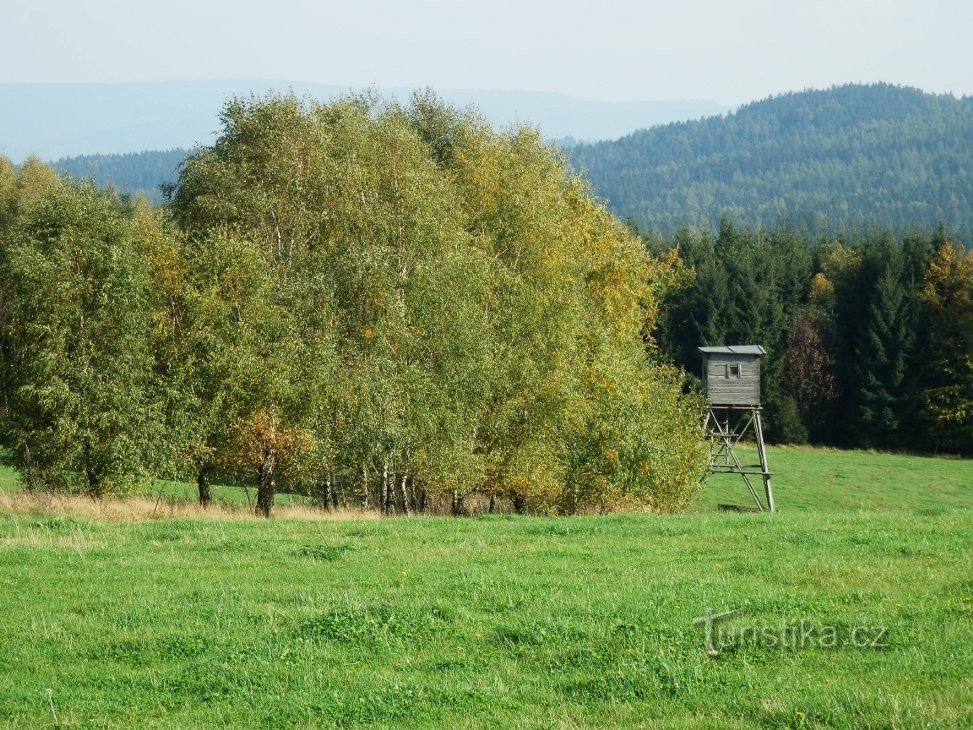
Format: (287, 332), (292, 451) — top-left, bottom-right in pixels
(722, 435), (764, 511)
(707, 407), (765, 511)
(753, 409), (775, 512)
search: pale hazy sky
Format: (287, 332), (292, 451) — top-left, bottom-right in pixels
(4, 0), (972, 105)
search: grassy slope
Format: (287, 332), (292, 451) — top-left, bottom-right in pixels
(0, 448), (970, 728)
(695, 445), (972, 513)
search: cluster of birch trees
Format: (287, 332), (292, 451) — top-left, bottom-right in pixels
(0, 93), (708, 516)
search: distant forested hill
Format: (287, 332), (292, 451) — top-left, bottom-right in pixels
(46, 84), (973, 239)
(52, 149), (188, 203)
(567, 84), (973, 242)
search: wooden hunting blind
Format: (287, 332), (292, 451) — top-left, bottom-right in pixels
(699, 345), (765, 406)
(699, 345), (776, 512)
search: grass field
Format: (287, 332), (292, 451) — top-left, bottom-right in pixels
(695, 445), (972, 513)
(0, 446), (970, 727)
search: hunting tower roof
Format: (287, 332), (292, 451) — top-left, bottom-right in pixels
(697, 345), (767, 356)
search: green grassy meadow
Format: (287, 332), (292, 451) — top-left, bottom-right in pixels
(695, 445), (972, 513)
(0, 446), (970, 727)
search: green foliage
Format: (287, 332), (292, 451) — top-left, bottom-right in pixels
(0, 156), (16, 230)
(569, 83), (973, 242)
(650, 219), (970, 454)
(0, 180), (165, 494)
(561, 355), (707, 514)
(917, 241), (973, 453)
(8, 156), (62, 214)
(402, 94), (707, 511)
(848, 240), (918, 448)
(163, 93), (708, 514)
(655, 221), (813, 442)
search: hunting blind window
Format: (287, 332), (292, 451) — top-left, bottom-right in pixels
(727, 364), (740, 378)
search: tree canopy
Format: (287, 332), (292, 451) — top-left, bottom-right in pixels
(0, 93), (709, 515)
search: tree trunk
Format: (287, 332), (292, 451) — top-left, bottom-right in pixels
(330, 467), (339, 509)
(255, 448), (276, 518)
(321, 479), (332, 511)
(512, 493), (527, 515)
(400, 475), (411, 516)
(197, 462), (212, 508)
(361, 464), (370, 509)
(86, 468), (101, 499)
(83, 441), (101, 498)
(382, 463), (391, 514)
(452, 490), (465, 516)
(489, 493), (496, 514)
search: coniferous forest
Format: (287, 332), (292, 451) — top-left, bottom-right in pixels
(645, 220), (972, 455)
(52, 149), (188, 203)
(569, 83), (973, 241)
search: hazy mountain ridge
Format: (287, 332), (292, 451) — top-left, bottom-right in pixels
(0, 79), (726, 161)
(567, 83), (973, 241)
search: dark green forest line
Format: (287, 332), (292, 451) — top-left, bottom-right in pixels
(569, 83), (973, 242)
(647, 219), (972, 455)
(52, 148), (188, 203)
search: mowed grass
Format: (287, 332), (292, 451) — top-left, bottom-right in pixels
(694, 444), (972, 513)
(0, 448), (970, 728)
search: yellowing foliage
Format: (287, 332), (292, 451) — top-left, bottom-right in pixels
(0, 97), (709, 515)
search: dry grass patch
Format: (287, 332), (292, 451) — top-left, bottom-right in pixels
(0, 522), (104, 552)
(0, 490), (378, 523)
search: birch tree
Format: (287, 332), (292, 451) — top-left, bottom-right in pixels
(2, 182), (164, 494)
(168, 92), (708, 514)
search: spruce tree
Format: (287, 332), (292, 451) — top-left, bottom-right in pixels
(850, 242), (917, 448)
